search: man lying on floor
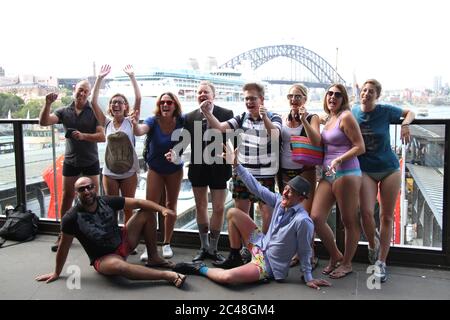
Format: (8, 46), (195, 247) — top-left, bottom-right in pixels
(36, 177), (185, 288)
(174, 147), (331, 290)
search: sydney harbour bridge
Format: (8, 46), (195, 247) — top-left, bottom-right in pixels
(218, 44), (347, 89)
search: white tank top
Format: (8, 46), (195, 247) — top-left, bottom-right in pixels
(102, 118), (140, 179)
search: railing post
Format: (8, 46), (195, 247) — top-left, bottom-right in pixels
(13, 122), (27, 210)
(444, 122), (450, 264)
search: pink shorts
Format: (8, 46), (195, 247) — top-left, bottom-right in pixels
(93, 228), (132, 273)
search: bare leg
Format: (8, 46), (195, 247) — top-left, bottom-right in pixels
(333, 176), (361, 271)
(193, 187), (209, 225)
(60, 175), (78, 219)
(234, 198), (251, 215)
(209, 189), (227, 233)
(95, 255), (183, 286)
(359, 173), (379, 249)
(378, 172), (401, 262)
(226, 208), (258, 249)
(163, 170), (183, 244)
(259, 202), (273, 234)
(204, 262), (261, 284)
(118, 173), (138, 224)
(310, 180), (343, 271)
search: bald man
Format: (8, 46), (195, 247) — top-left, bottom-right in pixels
(36, 177), (185, 288)
(39, 80), (106, 252)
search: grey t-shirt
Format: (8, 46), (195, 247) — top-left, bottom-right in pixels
(54, 101), (100, 167)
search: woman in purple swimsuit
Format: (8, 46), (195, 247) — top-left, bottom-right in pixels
(309, 84), (365, 279)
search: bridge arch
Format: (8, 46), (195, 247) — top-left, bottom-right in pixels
(219, 44), (346, 86)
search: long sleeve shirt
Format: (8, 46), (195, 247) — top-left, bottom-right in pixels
(235, 164), (314, 282)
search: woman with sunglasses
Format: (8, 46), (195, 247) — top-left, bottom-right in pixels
(308, 84), (365, 279)
(132, 92), (184, 264)
(279, 84), (320, 269)
(352, 79), (414, 282)
(91, 64), (141, 226)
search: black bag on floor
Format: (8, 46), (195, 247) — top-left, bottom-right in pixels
(0, 205), (39, 247)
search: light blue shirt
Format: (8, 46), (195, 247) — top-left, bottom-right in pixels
(236, 164), (314, 282)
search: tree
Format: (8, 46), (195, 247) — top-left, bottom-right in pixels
(0, 93), (24, 118)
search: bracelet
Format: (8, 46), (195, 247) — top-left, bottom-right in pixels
(401, 123), (410, 127)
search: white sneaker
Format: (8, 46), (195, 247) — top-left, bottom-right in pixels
(140, 248), (148, 262)
(162, 244), (173, 259)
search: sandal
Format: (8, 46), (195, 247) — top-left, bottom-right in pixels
(329, 266), (352, 279)
(173, 273), (186, 288)
(322, 261), (341, 275)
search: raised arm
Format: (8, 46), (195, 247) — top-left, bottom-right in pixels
(123, 65), (141, 116)
(39, 93), (60, 126)
(91, 64), (111, 127)
(300, 112), (321, 146)
(35, 233), (74, 283)
(200, 101), (231, 132)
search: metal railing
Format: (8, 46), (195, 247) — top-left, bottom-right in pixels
(0, 118), (449, 269)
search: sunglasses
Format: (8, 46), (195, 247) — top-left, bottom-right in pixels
(327, 91), (343, 99)
(77, 184), (95, 193)
(160, 100), (174, 106)
(111, 100), (125, 105)
(244, 96), (259, 102)
(287, 94), (304, 101)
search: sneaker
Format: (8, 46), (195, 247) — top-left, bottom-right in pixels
(140, 248), (148, 262)
(368, 232), (380, 265)
(162, 244), (174, 259)
(240, 247), (252, 264)
(374, 260), (388, 283)
(173, 262), (206, 276)
(208, 250), (226, 263)
(51, 234), (62, 252)
(212, 253), (244, 269)
(192, 248), (209, 262)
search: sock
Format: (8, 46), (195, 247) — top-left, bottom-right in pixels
(208, 229), (221, 253)
(198, 224), (209, 250)
(199, 265), (209, 276)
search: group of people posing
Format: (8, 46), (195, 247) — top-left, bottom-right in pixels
(35, 64), (414, 290)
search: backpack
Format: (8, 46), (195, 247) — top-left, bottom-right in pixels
(0, 205), (39, 247)
(105, 120), (135, 174)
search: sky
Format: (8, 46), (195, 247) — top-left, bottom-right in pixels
(1, 0), (449, 90)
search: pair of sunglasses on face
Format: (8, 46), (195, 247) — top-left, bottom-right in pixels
(326, 91), (343, 99)
(77, 184), (95, 193)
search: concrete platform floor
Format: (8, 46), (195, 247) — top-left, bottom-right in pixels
(1, 235), (449, 301)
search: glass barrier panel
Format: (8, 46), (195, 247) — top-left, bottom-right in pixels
(0, 123), (16, 215)
(24, 123), (65, 221)
(358, 124), (444, 251)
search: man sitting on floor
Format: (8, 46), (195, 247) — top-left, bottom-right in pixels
(174, 147), (331, 290)
(36, 177), (185, 288)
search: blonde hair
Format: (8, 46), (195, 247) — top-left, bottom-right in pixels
(108, 93), (130, 117)
(289, 83), (308, 98)
(362, 79), (382, 98)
